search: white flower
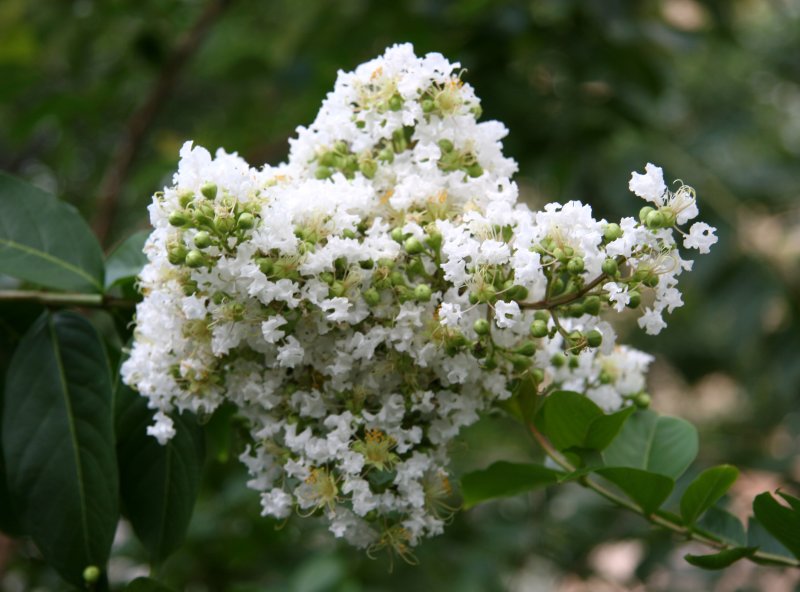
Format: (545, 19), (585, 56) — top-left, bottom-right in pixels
(629, 163), (667, 204)
(494, 300), (521, 329)
(684, 222), (718, 254)
(147, 411), (176, 445)
(604, 282), (630, 312)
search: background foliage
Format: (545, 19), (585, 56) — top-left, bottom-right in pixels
(1, 0), (800, 590)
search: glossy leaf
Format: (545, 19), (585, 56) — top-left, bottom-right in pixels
(2, 311), (118, 586)
(685, 547), (756, 569)
(752, 491), (800, 559)
(105, 230), (149, 291)
(535, 390), (602, 451)
(680, 465), (739, 525)
(584, 405), (636, 451)
(0, 172), (105, 293)
(460, 461), (562, 508)
(602, 410), (698, 479)
(747, 516), (794, 564)
(595, 467), (674, 515)
(116, 382), (205, 564)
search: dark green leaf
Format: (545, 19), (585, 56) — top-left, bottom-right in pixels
(699, 507), (746, 546)
(685, 547), (756, 569)
(0, 172), (105, 293)
(584, 405), (635, 451)
(105, 230), (149, 291)
(0, 382), (22, 536)
(460, 461), (561, 508)
(752, 491), (800, 559)
(680, 465), (739, 525)
(535, 390), (602, 451)
(116, 382), (205, 564)
(125, 576), (176, 592)
(747, 516), (794, 564)
(2, 311), (118, 586)
(595, 467), (674, 515)
(602, 410), (698, 478)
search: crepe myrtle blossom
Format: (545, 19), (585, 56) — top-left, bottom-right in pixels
(121, 44), (716, 558)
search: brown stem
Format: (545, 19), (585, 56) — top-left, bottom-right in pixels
(527, 422), (800, 568)
(0, 289), (136, 310)
(518, 271), (608, 310)
(92, 0), (232, 247)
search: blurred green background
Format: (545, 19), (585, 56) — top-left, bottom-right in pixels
(2, 0), (800, 590)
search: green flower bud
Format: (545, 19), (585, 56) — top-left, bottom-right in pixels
(83, 566), (101, 584)
(627, 290), (641, 308)
(319, 271), (335, 285)
(639, 205), (655, 224)
(599, 370), (613, 384)
(363, 287), (380, 306)
(391, 227), (405, 242)
(437, 139), (454, 153)
(215, 216), (235, 234)
(531, 367), (545, 384)
(198, 203), (216, 219)
(534, 310), (549, 322)
(185, 249), (205, 268)
(414, 284), (432, 302)
(201, 182), (218, 200)
(390, 271), (407, 287)
(568, 303), (585, 317)
(178, 191), (194, 208)
(342, 229), (357, 239)
(473, 318), (490, 335)
(643, 272), (659, 288)
(551, 352), (566, 368)
(404, 236), (424, 254)
(511, 285), (529, 301)
(318, 151), (337, 167)
(168, 211), (189, 227)
(662, 208), (677, 227)
(182, 280), (198, 296)
(516, 341), (537, 356)
(466, 162), (483, 178)
(392, 129), (408, 152)
(167, 244), (188, 265)
(530, 319), (549, 338)
(193, 231), (212, 249)
(315, 166), (332, 180)
(359, 158), (378, 179)
(378, 148), (394, 163)
(552, 247), (566, 263)
(601, 258), (619, 277)
(603, 223), (623, 242)
(212, 291), (226, 305)
(550, 277), (565, 295)
(566, 257), (584, 274)
(482, 356), (498, 370)
(586, 329), (602, 348)
(330, 281), (346, 297)
(333, 140), (348, 153)
(388, 93), (403, 111)
(238, 212), (256, 230)
(425, 230), (443, 250)
(645, 210), (666, 230)
(468, 292), (479, 305)
(359, 259), (374, 269)
(568, 353), (580, 368)
(634, 392), (651, 408)
(584, 295), (601, 315)
(471, 341), (488, 358)
(421, 98), (435, 113)
(257, 257), (274, 275)
(477, 284), (496, 303)
(511, 354), (533, 371)
(377, 258), (395, 269)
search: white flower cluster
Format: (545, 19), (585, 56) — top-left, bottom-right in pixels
(122, 44), (717, 558)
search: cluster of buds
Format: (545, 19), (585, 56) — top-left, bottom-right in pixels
(122, 44), (717, 559)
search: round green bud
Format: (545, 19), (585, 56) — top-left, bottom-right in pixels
(391, 227), (405, 243)
(627, 290), (641, 308)
(634, 392), (651, 409)
(318, 151), (336, 167)
(390, 271), (407, 287)
(342, 228), (357, 239)
(333, 140), (348, 154)
(178, 191), (194, 208)
(466, 162), (484, 178)
(662, 208), (677, 227)
(564, 246), (575, 257)
(182, 280), (198, 296)
(362, 287), (380, 306)
(377, 258), (395, 269)
(212, 291), (226, 305)
(516, 341), (537, 356)
(530, 319), (548, 338)
(471, 341), (487, 358)
(566, 257), (584, 274)
(601, 258), (619, 277)
(643, 272), (659, 288)
(360, 159), (378, 179)
(330, 281), (346, 297)
(568, 353), (581, 368)
(473, 319), (490, 335)
(193, 231), (212, 249)
(534, 310), (549, 322)
(550, 277), (565, 295)
(586, 329), (603, 348)
(414, 284), (432, 302)
(482, 356), (498, 370)
(425, 230), (443, 251)
(238, 212), (256, 230)
(603, 223), (623, 242)
(437, 139), (454, 153)
(477, 284), (496, 303)
(645, 210), (666, 230)
(378, 148), (394, 163)
(568, 303), (585, 317)
(185, 249), (205, 268)
(388, 94), (403, 111)
(568, 330), (583, 345)
(167, 244), (187, 265)
(584, 295), (601, 315)
(511, 354), (533, 371)
(201, 182), (218, 200)
(509, 285), (529, 301)
(599, 370), (613, 384)
(407, 257), (425, 277)
(468, 292), (479, 305)
(315, 166), (332, 180)
(215, 216), (235, 234)
(639, 205), (655, 224)
(421, 98), (435, 113)
(168, 211), (189, 227)
(319, 271), (335, 285)
(552, 247), (566, 263)
(83, 566), (101, 584)
(359, 259), (374, 269)
(531, 367), (545, 384)
(404, 236), (424, 254)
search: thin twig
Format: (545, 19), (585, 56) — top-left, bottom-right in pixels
(0, 290), (136, 310)
(518, 271), (608, 310)
(527, 422), (800, 568)
(92, 0), (232, 246)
